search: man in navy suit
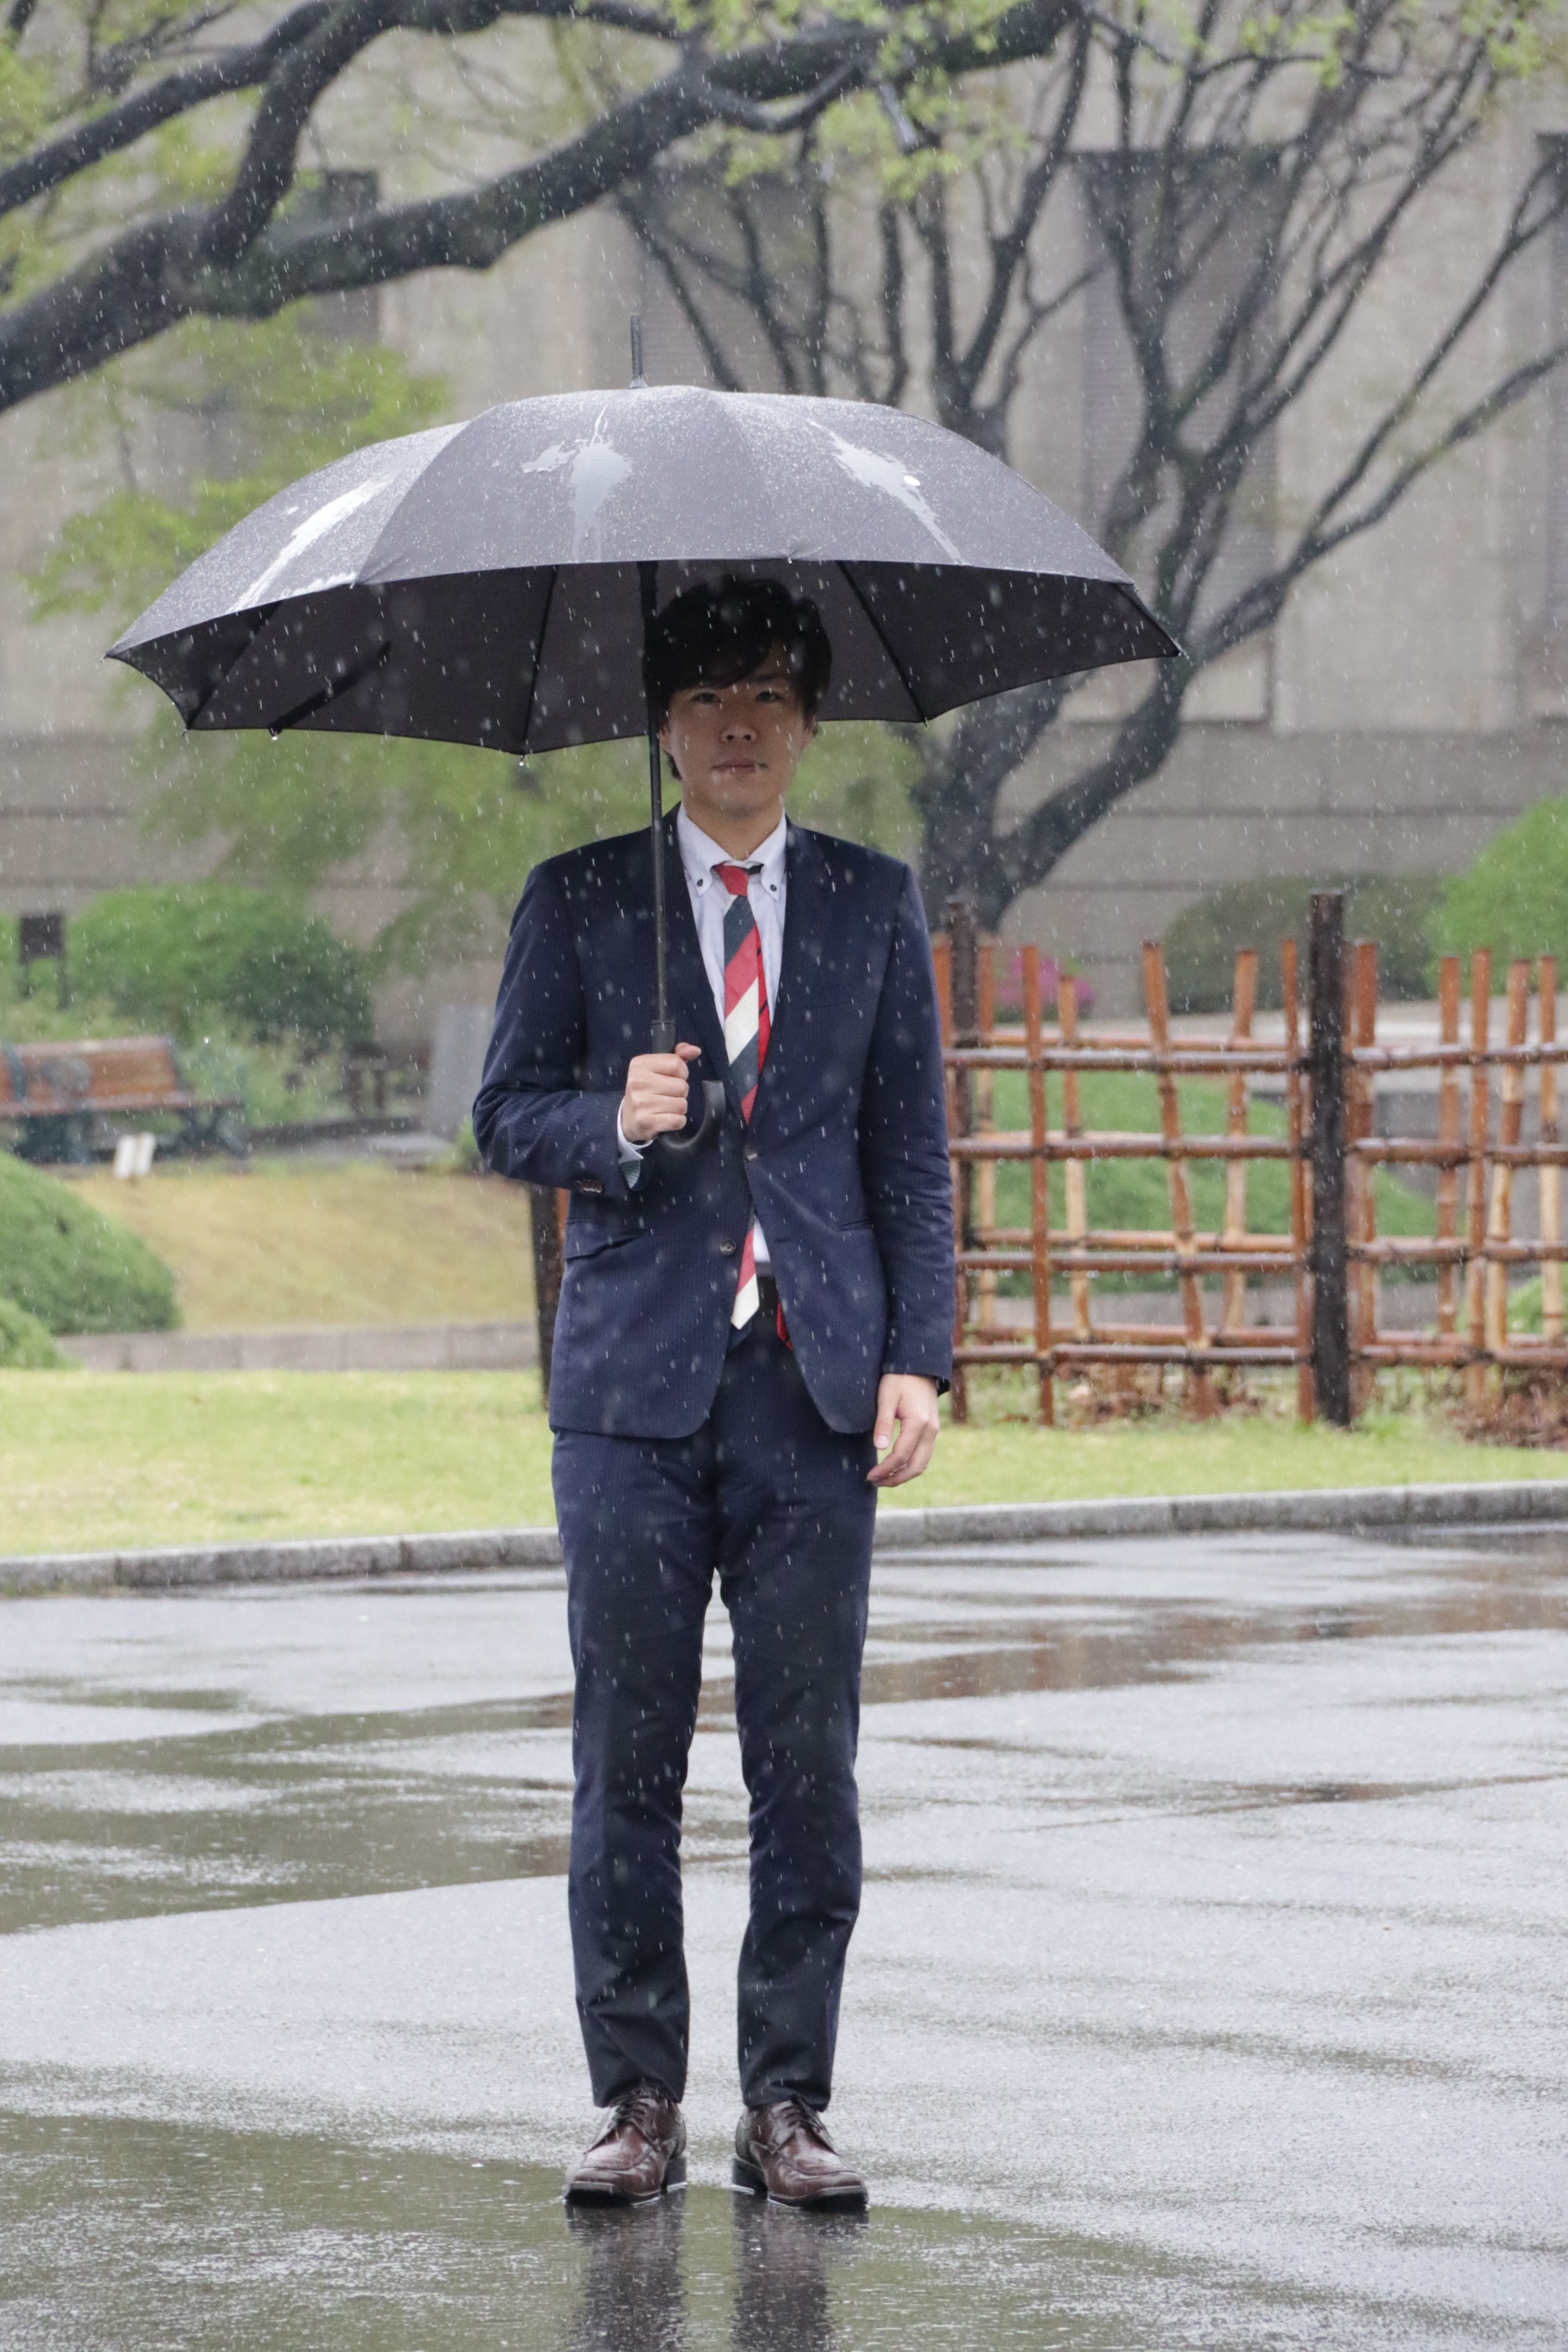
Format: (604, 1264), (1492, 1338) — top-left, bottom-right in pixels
(475, 578), (953, 2211)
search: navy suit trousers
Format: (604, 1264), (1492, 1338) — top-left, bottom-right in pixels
(553, 1317), (876, 2112)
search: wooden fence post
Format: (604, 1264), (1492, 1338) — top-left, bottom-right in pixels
(1057, 972), (1091, 1343)
(1485, 960), (1530, 1356)
(1144, 939), (1216, 1418)
(1308, 892), (1351, 1427)
(529, 1185), (566, 1408)
(1282, 936), (1313, 1422)
(1464, 951), (1493, 1410)
(1542, 957), (1562, 1343)
(1349, 939), (1379, 1418)
(1023, 945), (1055, 1425)
(945, 896), (979, 1423)
(1220, 948), (1257, 1344)
(1436, 956), (1461, 1337)
(976, 939), (997, 1335)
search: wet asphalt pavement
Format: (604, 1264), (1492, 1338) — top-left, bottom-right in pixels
(1, 1527), (1565, 2349)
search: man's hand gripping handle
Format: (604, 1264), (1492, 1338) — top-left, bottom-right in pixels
(623, 1024), (725, 1156)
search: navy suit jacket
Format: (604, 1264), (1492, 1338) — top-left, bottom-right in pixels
(473, 808), (954, 1438)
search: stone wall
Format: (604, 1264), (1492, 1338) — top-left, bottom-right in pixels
(3, 65), (1567, 1039)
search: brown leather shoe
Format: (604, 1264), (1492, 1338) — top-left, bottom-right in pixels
(564, 2083), (687, 2204)
(732, 2099), (868, 2210)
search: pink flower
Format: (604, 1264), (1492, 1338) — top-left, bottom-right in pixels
(992, 949), (1095, 1019)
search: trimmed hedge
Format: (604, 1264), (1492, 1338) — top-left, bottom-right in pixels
(1428, 796), (1568, 983)
(70, 885), (371, 1047)
(0, 1296), (70, 1367)
(1164, 874), (1447, 1014)
(0, 1152), (179, 1333)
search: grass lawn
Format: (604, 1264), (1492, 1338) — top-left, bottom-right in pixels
(71, 1159), (536, 1331)
(0, 1371), (1561, 1559)
(985, 1069), (1434, 1255)
(59, 1078), (1429, 1340)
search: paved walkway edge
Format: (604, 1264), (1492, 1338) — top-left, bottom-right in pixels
(57, 1320), (539, 1373)
(6, 1478), (1568, 1594)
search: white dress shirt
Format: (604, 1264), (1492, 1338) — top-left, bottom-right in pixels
(618, 804), (788, 1267)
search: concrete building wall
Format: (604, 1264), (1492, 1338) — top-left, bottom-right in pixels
(1007, 91), (1568, 1010)
(0, 119), (651, 1040)
(2, 49), (1567, 1031)
(1005, 723), (1568, 1009)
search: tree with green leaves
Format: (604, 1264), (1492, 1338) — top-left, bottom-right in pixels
(11, 0), (1568, 957)
(623, 0), (1568, 921)
(0, 0), (1086, 412)
(28, 310), (918, 968)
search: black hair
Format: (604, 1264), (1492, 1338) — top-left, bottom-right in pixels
(644, 575), (832, 729)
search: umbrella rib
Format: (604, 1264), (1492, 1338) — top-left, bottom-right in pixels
(516, 567), (559, 754)
(266, 640), (391, 738)
(180, 605), (277, 730)
(836, 564), (927, 723)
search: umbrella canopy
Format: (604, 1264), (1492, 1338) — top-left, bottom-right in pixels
(109, 376), (1179, 1156)
(108, 386), (1177, 747)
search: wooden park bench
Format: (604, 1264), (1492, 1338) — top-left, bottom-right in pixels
(0, 1035), (248, 1163)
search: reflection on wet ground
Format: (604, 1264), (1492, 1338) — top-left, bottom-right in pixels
(0, 2112), (1121, 2352)
(3, 1529), (1567, 2345)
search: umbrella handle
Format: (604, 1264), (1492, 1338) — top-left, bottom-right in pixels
(658, 1077), (726, 1159)
(649, 1017), (725, 1156)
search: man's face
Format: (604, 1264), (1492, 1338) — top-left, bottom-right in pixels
(658, 651), (816, 834)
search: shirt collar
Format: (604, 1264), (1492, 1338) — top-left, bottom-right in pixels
(676, 804), (788, 897)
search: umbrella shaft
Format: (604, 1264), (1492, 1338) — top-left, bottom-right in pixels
(649, 714), (672, 1051)
(640, 560), (673, 1052)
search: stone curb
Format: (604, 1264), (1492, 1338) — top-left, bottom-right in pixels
(57, 1320), (539, 1373)
(0, 1527), (564, 1596)
(5, 1478), (1568, 1594)
(868, 1478), (1568, 1550)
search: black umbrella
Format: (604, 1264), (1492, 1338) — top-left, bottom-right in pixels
(110, 339), (1178, 1151)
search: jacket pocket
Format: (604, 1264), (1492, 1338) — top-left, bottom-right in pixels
(564, 1222), (648, 1262)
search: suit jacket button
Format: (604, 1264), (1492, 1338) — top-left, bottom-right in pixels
(744, 1146), (759, 1162)
(718, 1239), (737, 1257)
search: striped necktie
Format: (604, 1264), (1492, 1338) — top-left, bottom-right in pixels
(716, 861), (769, 1328)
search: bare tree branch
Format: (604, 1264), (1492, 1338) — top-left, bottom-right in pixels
(0, 0), (1083, 413)
(0, 3), (334, 217)
(626, 0), (1568, 926)
(10, 0), (1563, 945)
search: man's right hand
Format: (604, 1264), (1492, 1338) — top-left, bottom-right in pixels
(620, 1043), (702, 1143)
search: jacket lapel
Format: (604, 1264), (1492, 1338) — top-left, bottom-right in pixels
(750, 820), (828, 1132)
(658, 810), (730, 1085)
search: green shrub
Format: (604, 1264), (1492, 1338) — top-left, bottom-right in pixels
(0, 1152), (179, 1333)
(69, 887), (371, 1047)
(985, 1068), (1434, 1286)
(1429, 797), (1568, 984)
(1504, 1276), (1568, 1335)
(0, 1296), (70, 1367)
(1164, 874), (1447, 1014)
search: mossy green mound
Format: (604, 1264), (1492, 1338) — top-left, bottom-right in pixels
(68, 887), (371, 1048)
(0, 1297), (70, 1367)
(0, 1153), (179, 1333)
(1164, 874), (1446, 1012)
(1429, 796), (1568, 983)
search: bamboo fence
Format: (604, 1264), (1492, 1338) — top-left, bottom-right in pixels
(935, 892), (1568, 1426)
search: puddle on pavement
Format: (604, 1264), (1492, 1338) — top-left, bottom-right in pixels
(0, 1702), (574, 1936)
(4, 1534), (1565, 2348)
(0, 2107), (1350, 2352)
(3, 1533), (1566, 1936)
(858, 1534), (1568, 1707)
